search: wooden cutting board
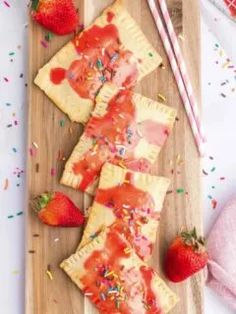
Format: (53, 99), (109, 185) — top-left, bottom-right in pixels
(26, 1), (203, 313)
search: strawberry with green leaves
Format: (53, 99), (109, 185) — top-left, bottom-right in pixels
(164, 227), (208, 283)
(31, 191), (85, 227)
(31, 0), (79, 35)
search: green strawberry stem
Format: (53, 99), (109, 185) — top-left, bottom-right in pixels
(31, 0), (40, 11)
(30, 192), (53, 213)
(39, 193), (52, 208)
(180, 227), (206, 252)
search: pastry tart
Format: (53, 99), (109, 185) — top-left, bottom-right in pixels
(61, 227), (178, 313)
(61, 83), (176, 194)
(78, 162), (170, 261)
(34, 0), (162, 123)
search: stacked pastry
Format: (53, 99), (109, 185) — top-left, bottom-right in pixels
(35, 0), (178, 312)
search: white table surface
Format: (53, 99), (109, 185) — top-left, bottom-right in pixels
(0, 1), (235, 313)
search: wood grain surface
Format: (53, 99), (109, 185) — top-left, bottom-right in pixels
(26, 1), (203, 313)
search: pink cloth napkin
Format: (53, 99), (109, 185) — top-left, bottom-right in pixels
(207, 199), (236, 310)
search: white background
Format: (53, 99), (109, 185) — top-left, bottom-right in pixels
(0, 0), (235, 313)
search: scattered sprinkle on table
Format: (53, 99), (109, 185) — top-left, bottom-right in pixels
(160, 63), (165, 69)
(40, 40), (48, 48)
(50, 168), (56, 176)
(46, 265), (53, 280)
(3, 178), (9, 190)
(176, 154), (184, 165)
(202, 169), (208, 176)
(59, 119), (65, 127)
(46, 270), (53, 280)
(35, 163), (40, 172)
(157, 93), (166, 102)
(211, 167), (216, 172)
(211, 199), (217, 209)
(6, 123), (14, 128)
(7, 211), (23, 219)
(220, 80), (228, 86)
(45, 32), (53, 42)
(176, 188), (184, 194)
(3, 1), (10, 7)
(13, 167), (24, 178)
(32, 141), (38, 149)
(28, 250), (36, 254)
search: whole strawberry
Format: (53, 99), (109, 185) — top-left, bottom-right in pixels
(31, 0), (79, 35)
(31, 191), (85, 227)
(224, 0), (236, 17)
(164, 227), (208, 282)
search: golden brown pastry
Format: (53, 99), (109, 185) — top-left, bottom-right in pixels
(78, 162), (170, 262)
(34, 0), (162, 123)
(61, 227), (178, 313)
(61, 83), (176, 195)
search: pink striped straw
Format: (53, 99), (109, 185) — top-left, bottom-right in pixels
(158, 0), (206, 143)
(147, 0), (205, 156)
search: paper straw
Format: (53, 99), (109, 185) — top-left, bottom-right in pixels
(158, 0), (206, 143)
(147, 0), (205, 156)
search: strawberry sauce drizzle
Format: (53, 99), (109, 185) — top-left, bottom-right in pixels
(94, 172), (158, 260)
(50, 23), (138, 99)
(140, 266), (163, 313)
(72, 89), (170, 191)
(50, 68), (66, 84)
(81, 229), (162, 313)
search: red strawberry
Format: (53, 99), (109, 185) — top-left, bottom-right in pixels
(164, 227), (208, 283)
(31, 0), (79, 35)
(224, 0), (236, 17)
(31, 191), (85, 227)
